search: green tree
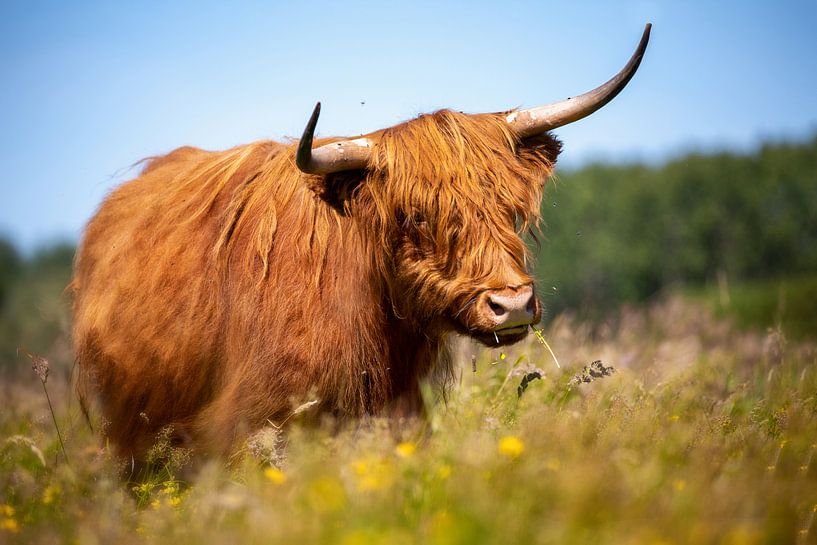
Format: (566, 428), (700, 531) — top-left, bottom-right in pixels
(536, 136), (817, 319)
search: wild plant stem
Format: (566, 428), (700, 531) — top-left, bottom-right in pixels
(42, 382), (68, 463)
(531, 326), (561, 369)
(491, 356), (524, 405)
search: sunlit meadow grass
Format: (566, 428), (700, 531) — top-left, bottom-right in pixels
(1, 297), (816, 544)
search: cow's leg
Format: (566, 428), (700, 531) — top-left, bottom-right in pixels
(383, 380), (430, 441)
(194, 376), (296, 459)
(387, 382), (426, 419)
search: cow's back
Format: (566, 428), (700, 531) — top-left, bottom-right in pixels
(72, 142), (282, 457)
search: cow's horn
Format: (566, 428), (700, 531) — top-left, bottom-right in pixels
(295, 102), (373, 175)
(506, 23), (651, 138)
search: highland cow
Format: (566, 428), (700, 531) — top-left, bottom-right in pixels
(72, 26), (651, 459)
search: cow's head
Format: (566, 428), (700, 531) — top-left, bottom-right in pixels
(296, 25), (650, 346)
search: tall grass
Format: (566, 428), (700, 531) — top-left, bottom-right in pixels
(1, 297), (815, 544)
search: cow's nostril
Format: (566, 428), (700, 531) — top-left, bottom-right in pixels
(488, 299), (506, 316)
(525, 294), (536, 312)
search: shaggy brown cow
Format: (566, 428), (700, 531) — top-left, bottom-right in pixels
(72, 26), (650, 459)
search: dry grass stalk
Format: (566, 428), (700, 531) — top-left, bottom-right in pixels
(531, 325), (561, 369)
(20, 348), (68, 463)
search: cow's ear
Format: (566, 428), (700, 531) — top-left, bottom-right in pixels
(306, 169), (367, 214)
(518, 133), (562, 169)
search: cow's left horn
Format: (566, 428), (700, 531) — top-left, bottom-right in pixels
(295, 102), (373, 175)
(506, 23), (651, 138)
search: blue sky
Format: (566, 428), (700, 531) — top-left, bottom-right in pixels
(2, 1), (816, 250)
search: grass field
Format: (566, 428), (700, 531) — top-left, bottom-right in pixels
(1, 297), (816, 545)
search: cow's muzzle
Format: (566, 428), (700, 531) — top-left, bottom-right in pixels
(475, 284), (540, 336)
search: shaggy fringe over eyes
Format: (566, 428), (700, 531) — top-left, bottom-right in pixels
(358, 109), (561, 320)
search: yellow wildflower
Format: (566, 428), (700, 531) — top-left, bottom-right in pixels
(42, 484), (61, 505)
(721, 525), (761, 545)
(340, 529), (375, 545)
(351, 457), (394, 491)
(308, 477), (347, 512)
(673, 479), (687, 491)
(430, 510), (457, 543)
(1, 518), (19, 533)
(264, 467), (287, 485)
(395, 441), (416, 458)
(132, 482), (154, 496)
(150, 499), (161, 509)
(437, 464), (452, 480)
(351, 460), (368, 476)
(498, 436), (525, 459)
(0, 505), (13, 517)
(162, 481), (180, 495)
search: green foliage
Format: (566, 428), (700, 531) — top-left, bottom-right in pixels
(0, 242), (74, 374)
(537, 136), (817, 321)
(695, 273), (817, 340)
(0, 238), (22, 309)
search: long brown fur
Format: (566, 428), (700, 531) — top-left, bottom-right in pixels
(71, 109), (561, 458)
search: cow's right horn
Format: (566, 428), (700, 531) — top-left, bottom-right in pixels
(295, 102), (373, 175)
(505, 23), (651, 138)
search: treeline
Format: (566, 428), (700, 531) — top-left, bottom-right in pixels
(536, 135), (817, 318)
(0, 241), (74, 371)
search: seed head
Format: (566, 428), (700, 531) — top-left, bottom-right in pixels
(30, 354), (50, 383)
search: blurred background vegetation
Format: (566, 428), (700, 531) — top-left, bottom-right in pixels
(536, 135), (817, 338)
(0, 241), (74, 375)
(1, 135), (815, 374)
